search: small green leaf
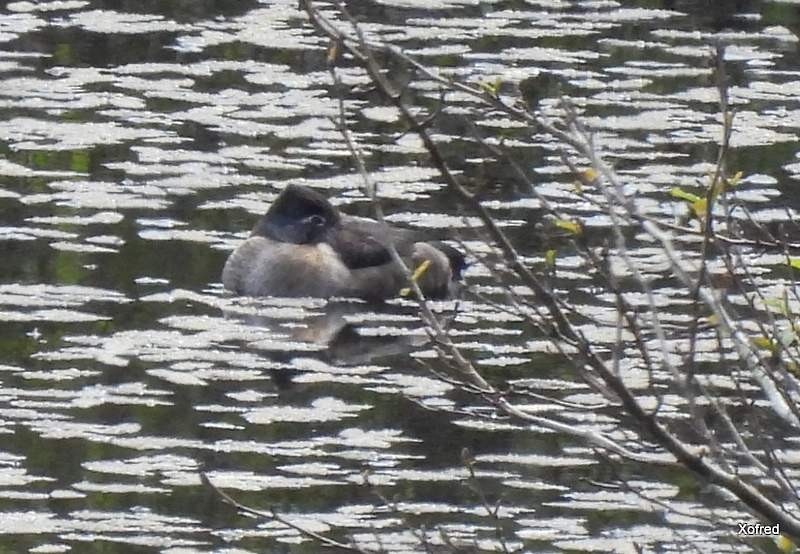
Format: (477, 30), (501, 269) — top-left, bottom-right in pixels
(493, 76), (502, 91)
(752, 336), (776, 352)
(788, 258), (800, 270)
(411, 259), (431, 283)
(776, 535), (796, 554)
(670, 186), (707, 220)
(554, 219), (582, 235)
(727, 171), (743, 187)
(574, 168), (599, 193)
(399, 259), (431, 298)
(710, 170), (744, 200)
(545, 249), (557, 268)
(690, 198), (707, 219)
(480, 77), (503, 96)
(670, 187), (702, 203)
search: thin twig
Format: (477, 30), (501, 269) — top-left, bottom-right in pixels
(200, 472), (371, 553)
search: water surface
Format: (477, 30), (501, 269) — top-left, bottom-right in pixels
(1, 0), (799, 552)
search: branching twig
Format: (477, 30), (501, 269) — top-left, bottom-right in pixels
(301, 0), (800, 541)
(200, 472), (371, 553)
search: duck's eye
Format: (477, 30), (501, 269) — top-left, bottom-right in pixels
(306, 214), (327, 227)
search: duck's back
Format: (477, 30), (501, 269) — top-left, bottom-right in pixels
(329, 216), (429, 269)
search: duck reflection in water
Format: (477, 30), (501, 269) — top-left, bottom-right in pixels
(222, 184), (466, 366)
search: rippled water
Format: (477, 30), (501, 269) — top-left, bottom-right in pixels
(1, 0), (800, 552)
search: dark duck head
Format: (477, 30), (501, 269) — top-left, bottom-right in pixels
(251, 184), (340, 245)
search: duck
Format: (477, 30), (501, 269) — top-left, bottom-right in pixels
(222, 184), (466, 300)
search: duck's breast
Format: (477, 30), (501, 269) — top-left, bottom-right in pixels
(222, 236), (351, 297)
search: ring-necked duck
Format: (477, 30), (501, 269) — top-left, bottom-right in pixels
(222, 184), (465, 300)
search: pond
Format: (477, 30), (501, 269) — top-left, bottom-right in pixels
(0, 0), (799, 552)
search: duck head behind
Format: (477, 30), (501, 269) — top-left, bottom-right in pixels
(251, 184), (341, 245)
